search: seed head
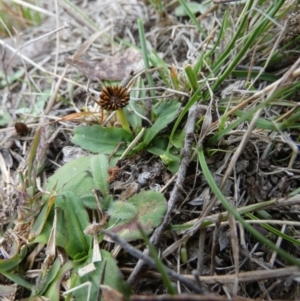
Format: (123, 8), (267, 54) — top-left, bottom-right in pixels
(98, 85), (130, 111)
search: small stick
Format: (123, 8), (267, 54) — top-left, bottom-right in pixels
(102, 229), (207, 294)
(127, 103), (203, 285)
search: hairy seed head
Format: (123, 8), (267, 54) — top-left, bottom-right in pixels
(98, 85), (130, 111)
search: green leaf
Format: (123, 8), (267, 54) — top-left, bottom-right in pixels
(89, 154), (109, 197)
(138, 19), (156, 98)
(105, 190), (167, 242)
(80, 193), (99, 209)
(34, 191), (92, 259)
(124, 95), (146, 133)
(138, 226), (177, 295)
(72, 125), (133, 154)
(37, 258), (62, 295)
(142, 99), (181, 146)
(71, 249), (132, 301)
(44, 261), (75, 301)
(107, 201), (138, 220)
(29, 194), (56, 239)
(246, 213), (300, 247)
(198, 147), (300, 267)
(0, 246), (27, 272)
(55, 191), (92, 258)
(45, 155), (103, 197)
(1, 271), (33, 291)
(33, 208), (68, 249)
(147, 138), (180, 173)
(170, 129), (185, 149)
(33, 154), (111, 245)
(232, 69), (279, 82)
(184, 64), (199, 92)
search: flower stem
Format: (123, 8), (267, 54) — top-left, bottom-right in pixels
(116, 109), (131, 133)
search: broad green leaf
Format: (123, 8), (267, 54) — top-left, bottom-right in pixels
(81, 193), (113, 210)
(33, 155), (111, 249)
(107, 201), (138, 220)
(105, 190), (167, 242)
(142, 99), (181, 146)
(55, 191), (92, 258)
(89, 154), (109, 197)
(160, 153), (180, 174)
(101, 194), (114, 211)
(45, 154), (104, 197)
(81, 193), (99, 209)
(72, 125), (133, 154)
(34, 193), (91, 261)
(72, 249), (132, 301)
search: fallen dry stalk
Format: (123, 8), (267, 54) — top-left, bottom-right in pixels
(127, 103), (204, 285)
(131, 294), (260, 301)
(122, 266), (300, 285)
(102, 229), (206, 294)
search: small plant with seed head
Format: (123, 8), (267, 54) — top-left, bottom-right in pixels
(96, 84), (131, 133)
(99, 85), (130, 111)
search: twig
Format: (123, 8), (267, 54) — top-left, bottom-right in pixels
(131, 294), (258, 301)
(123, 266), (300, 285)
(197, 228), (206, 274)
(210, 214), (222, 276)
(228, 214), (239, 295)
(127, 103), (203, 284)
(102, 230), (207, 294)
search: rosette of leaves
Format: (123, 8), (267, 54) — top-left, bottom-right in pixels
(72, 97), (181, 172)
(29, 154), (166, 300)
(32, 154), (167, 246)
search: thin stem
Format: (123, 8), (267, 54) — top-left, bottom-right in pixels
(137, 19), (156, 98)
(116, 109), (131, 133)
